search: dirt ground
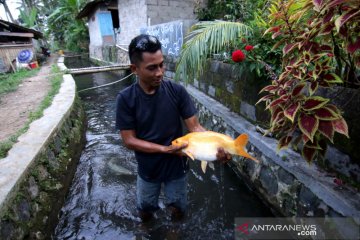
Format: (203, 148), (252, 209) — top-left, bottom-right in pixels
(0, 55), (57, 141)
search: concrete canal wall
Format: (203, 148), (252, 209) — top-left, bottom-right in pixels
(0, 58), (86, 239)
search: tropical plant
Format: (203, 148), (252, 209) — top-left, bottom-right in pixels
(47, 0), (88, 52)
(191, 1), (282, 79)
(19, 7), (37, 28)
(194, 0), (264, 22)
(257, 0), (359, 162)
(175, 21), (252, 82)
(229, 29), (282, 79)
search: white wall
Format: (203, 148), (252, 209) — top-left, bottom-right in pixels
(117, 0), (201, 46)
(146, 0), (198, 25)
(117, 0), (148, 46)
(88, 9), (103, 46)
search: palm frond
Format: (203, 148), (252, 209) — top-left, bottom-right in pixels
(175, 21), (252, 82)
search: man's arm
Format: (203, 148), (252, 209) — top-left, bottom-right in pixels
(120, 129), (186, 154)
(183, 115), (206, 132)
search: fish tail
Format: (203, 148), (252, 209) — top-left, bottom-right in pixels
(234, 134), (259, 163)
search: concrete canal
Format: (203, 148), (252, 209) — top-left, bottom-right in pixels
(53, 58), (274, 239)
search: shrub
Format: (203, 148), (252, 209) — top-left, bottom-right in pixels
(257, 0), (359, 162)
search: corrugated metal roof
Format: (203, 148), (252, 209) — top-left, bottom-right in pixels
(0, 19), (43, 39)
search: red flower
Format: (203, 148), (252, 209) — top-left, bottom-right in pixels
(232, 50), (246, 62)
(245, 45), (254, 51)
(270, 26), (280, 32)
(327, 53), (334, 57)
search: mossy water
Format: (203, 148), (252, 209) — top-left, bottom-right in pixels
(53, 57), (274, 239)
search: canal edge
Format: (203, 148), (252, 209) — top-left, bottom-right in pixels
(0, 57), (87, 239)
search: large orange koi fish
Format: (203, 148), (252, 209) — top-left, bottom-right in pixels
(171, 131), (259, 173)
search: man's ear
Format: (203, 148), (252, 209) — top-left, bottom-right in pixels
(130, 64), (137, 74)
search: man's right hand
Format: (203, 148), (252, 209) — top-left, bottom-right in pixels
(163, 143), (188, 155)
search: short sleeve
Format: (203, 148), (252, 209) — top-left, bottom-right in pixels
(115, 93), (135, 130)
(177, 85), (197, 119)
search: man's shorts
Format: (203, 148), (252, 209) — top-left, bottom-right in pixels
(136, 173), (188, 213)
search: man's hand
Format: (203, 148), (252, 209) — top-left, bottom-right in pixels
(163, 143), (188, 155)
(216, 148), (232, 164)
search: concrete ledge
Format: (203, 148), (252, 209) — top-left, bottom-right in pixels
(186, 84), (360, 224)
(0, 59), (86, 239)
(0, 74), (75, 211)
(57, 56), (66, 71)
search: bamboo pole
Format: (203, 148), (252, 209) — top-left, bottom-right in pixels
(68, 65), (130, 75)
(5, 52), (16, 72)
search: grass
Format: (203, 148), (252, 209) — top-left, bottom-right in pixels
(0, 68), (40, 96)
(0, 65), (63, 159)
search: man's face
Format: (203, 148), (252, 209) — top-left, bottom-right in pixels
(131, 50), (165, 89)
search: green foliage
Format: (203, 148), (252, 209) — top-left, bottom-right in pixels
(192, 1), (282, 81)
(0, 65), (63, 159)
(175, 21), (252, 82)
(194, 0), (267, 22)
(45, 0), (89, 52)
(15, 0), (89, 51)
(229, 29), (283, 80)
(19, 7), (37, 28)
(257, 0), (359, 163)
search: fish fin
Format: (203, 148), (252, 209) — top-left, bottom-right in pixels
(208, 162), (215, 171)
(201, 161), (208, 173)
(184, 150), (195, 161)
(234, 134), (259, 163)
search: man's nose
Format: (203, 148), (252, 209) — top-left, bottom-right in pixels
(155, 66), (164, 76)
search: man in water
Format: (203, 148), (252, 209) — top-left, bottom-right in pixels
(115, 34), (230, 222)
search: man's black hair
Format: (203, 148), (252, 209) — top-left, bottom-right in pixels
(128, 34), (162, 65)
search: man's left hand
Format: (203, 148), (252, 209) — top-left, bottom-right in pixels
(216, 148), (232, 164)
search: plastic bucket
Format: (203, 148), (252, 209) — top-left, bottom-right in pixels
(29, 61), (38, 69)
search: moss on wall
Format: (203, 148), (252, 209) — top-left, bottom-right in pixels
(0, 96), (86, 240)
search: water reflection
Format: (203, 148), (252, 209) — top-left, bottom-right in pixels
(53, 58), (274, 239)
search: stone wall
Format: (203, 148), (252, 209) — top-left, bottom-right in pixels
(0, 71), (86, 239)
(185, 84), (360, 239)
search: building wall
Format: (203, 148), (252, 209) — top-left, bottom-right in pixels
(0, 44), (36, 73)
(146, 0), (198, 25)
(117, 0), (148, 46)
(88, 9), (103, 46)
(89, 7), (116, 60)
(117, 0), (200, 46)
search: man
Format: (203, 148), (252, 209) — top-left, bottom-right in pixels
(115, 34), (230, 222)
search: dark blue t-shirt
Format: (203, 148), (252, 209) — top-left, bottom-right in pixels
(115, 79), (197, 182)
